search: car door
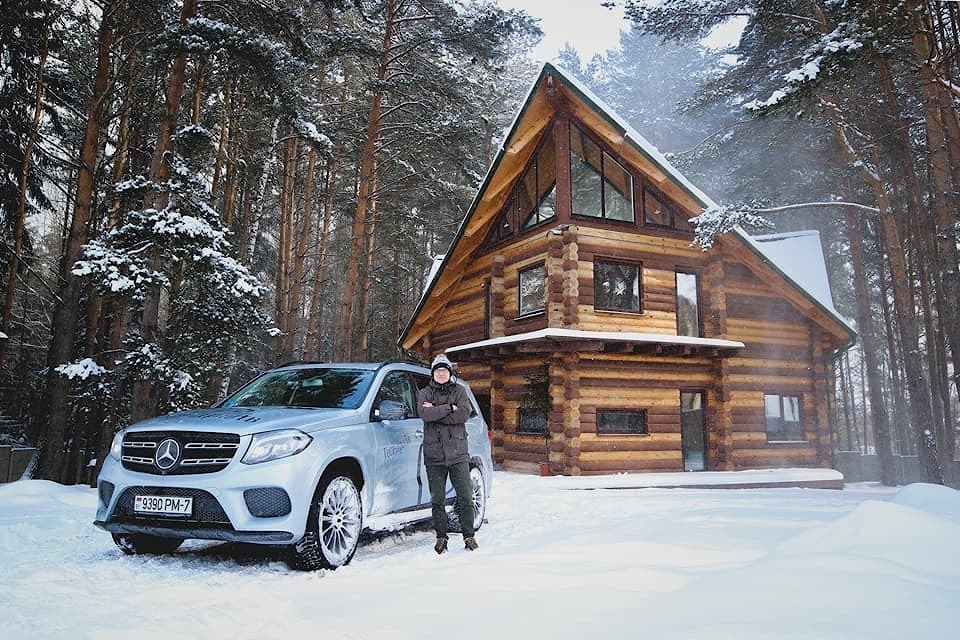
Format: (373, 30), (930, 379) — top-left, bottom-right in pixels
(411, 373), (432, 506)
(371, 370), (425, 513)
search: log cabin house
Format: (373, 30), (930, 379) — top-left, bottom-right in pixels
(400, 63), (856, 476)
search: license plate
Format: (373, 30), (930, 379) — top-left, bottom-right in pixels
(134, 494), (193, 516)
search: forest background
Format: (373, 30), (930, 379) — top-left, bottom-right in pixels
(1, 0), (958, 488)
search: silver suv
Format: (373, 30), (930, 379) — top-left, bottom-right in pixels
(94, 361), (492, 570)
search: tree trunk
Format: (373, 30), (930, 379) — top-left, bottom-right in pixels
(846, 209), (897, 485)
(130, 0), (198, 423)
(41, 0), (119, 481)
(212, 74), (231, 202)
(275, 131), (299, 363)
(335, 0), (397, 361)
(304, 151), (339, 360)
(908, 6), (959, 479)
(1, 13), (49, 367)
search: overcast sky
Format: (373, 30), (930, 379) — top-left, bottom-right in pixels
(496, 1), (746, 62)
(496, 0), (629, 62)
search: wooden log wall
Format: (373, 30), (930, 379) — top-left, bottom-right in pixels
(418, 174), (841, 474)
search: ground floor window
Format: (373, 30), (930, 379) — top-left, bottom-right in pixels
(517, 407), (548, 434)
(597, 409), (647, 435)
(764, 394), (804, 441)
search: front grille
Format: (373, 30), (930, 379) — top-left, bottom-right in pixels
(243, 487), (292, 518)
(121, 431), (241, 475)
(113, 486), (232, 525)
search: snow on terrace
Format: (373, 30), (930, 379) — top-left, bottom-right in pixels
(445, 328), (745, 355)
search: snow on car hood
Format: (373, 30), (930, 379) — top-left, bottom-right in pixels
(124, 406), (362, 437)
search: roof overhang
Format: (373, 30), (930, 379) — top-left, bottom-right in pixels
(445, 329), (745, 361)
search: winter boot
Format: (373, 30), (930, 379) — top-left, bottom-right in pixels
(434, 536), (448, 554)
(464, 536), (478, 551)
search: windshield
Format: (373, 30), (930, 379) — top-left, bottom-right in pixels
(223, 368), (375, 409)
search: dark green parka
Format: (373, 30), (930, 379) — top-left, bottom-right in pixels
(417, 380), (471, 466)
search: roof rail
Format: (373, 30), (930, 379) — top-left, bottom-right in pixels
(274, 360), (330, 368)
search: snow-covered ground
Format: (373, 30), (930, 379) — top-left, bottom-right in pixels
(1, 471), (958, 639)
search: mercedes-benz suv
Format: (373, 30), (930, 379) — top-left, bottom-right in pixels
(94, 361), (492, 570)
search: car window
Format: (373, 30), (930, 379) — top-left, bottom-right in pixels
(375, 372), (415, 414)
(412, 373), (431, 417)
(223, 369), (375, 409)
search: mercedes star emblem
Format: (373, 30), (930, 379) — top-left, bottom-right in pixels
(154, 438), (181, 471)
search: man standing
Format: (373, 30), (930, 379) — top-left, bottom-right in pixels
(417, 353), (478, 554)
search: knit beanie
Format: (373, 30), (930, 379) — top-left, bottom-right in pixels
(431, 353), (453, 374)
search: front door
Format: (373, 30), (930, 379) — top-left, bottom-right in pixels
(371, 371), (424, 512)
(681, 390), (706, 471)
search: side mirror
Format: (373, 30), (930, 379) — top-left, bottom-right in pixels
(375, 400), (408, 421)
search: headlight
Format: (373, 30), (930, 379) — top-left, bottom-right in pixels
(242, 429), (312, 464)
(109, 431), (124, 461)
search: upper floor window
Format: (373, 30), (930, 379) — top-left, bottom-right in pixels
(644, 188), (692, 232)
(570, 124), (634, 222)
(485, 126), (557, 248)
(594, 260), (641, 313)
(519, 263), (546, 317)
(676, 271), (700, 337)
(520, 127), (557, 229)
(484, 279), (493, 340)
(764, 394), (804, 442)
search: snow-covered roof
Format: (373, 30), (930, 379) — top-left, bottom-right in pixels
(446, 328), (745, 355)
(415, 254), (445, 309)
(737, 230), (854, 337)
(747, 231), (837, 313)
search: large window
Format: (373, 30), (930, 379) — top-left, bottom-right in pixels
(485, 126), (556, 248)
(676, 271), (700, 337)
(520, 127), (557, 229)
(519, 263), (546, 316)
(594, 260), (641, 312)
(764, 394), (804, 441)
(570, 124), (634, 222)
(597, 409), (647, 435)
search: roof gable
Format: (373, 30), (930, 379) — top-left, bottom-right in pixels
(401, 63), (855, 350)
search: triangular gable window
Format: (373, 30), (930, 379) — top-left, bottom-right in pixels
(520, 125), (557, 229)
(484, 126), (557, 248)
(570, 123), (634, 222)
(484, 197), (515, 247)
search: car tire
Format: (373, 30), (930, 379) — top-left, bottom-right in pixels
(290, 473), (363, 571)
(448, 465), (486, 534)
(111, 533), (184, 555)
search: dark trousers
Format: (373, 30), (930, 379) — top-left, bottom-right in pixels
(426, 461), (474, 539)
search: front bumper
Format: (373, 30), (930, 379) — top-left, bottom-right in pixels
(94, 443), (322, 545)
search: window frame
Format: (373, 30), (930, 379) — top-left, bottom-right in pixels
(642, 186), (692, 233)
(596, 409), (648, 436)
(764, 393), (805, 442)
(518, 262), (547, 318)
(484, 126), (557, 248)
(569, 123), (636, 224)
(676, 270), (701, 337)
(593, 258), (642, 314)
(517, 407), (548, 435)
